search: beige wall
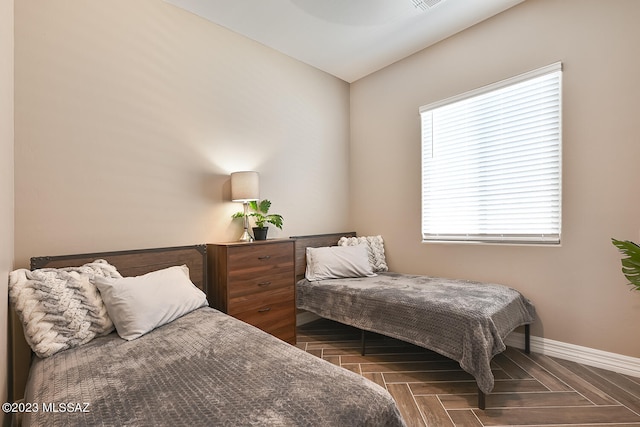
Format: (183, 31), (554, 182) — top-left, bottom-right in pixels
(1, 0), (13, 412)
(350, 0), (640, 358)
(14, 0), (350, 269)
(11, 0), (639, 400)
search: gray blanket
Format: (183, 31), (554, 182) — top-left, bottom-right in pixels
(24, 307), (405, 427)
(296, 272), (536, 394)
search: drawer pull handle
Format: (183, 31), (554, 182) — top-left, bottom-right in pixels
(258, 255), (271, 260)
(258, 281), (271, 287)
(258, 307), (271, 313)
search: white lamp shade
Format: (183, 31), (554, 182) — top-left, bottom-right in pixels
(231, 171), (259, 202)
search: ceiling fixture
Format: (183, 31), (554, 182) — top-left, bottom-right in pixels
(290, 0), (432, 26)
(411, 0), (444, 11)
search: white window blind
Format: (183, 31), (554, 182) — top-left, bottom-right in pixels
(420, 62), (562, 244)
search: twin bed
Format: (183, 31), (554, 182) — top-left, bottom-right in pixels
(292, 232), (536, 410)
(10, 244), (404, 426)
(10, 232), (535, 425)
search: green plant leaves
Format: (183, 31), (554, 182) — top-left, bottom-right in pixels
(232, 199), (283, 230)
(258, 199), (271, 213)
(266, 214), (283, 229)
(611, 238), (640, 291)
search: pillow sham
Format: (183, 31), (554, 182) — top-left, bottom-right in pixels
(338, 235), (389, 272)
(305, 245), (377, 281)
(8, 260), (121, 358)
(92, 265), (208, 340)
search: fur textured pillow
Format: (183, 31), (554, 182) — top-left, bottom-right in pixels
(338, 235), (389, 272)
(9, 260), (122, 358)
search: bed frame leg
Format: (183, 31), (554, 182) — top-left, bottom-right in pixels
(361, 329), (366, 356)
(525, 324), (531, 354)
(478, 388), (486, 410)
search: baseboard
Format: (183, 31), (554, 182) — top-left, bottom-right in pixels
(504, 332), (640, 378)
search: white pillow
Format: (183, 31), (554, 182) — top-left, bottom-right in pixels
(92, 265), (208, 340)
(8, 260), (121, 358)
(338, 235), (389, 272)
(305, 245), (377, 281)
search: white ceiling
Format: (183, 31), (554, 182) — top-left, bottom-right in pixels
(164, 0), (525, 82)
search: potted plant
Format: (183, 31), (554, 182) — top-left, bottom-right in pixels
(611, 238), (640, 291)
(233, 199), (283, 241)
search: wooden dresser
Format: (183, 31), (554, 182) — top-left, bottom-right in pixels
(206, 240), (296, 344)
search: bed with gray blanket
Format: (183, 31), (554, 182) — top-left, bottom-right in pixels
(292, 233), (536, 409)
(11, 245), (405, 427)
(23, 307), (404, 426)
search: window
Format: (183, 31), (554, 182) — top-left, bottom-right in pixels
(420, 63), (562, 244)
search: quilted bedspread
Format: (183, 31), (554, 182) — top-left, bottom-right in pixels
(23, 307), (405, 427)
(297, 272), (536, 394)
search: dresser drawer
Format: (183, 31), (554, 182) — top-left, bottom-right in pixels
(228, 284), (293, 315)
(233, 299), (295, 343)
(227, 270), (292, 299)
(227, 244), (293, 276)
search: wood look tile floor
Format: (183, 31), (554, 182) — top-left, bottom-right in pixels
(296, 319), (640, 427)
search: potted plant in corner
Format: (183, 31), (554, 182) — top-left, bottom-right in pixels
(233, 199), (283, 241)
(611, 238), (640, 291)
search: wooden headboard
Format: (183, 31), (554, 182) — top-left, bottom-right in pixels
(30, 244), (207, 291)
(290, 232), (356, 282)
(11, 244), (207, 402)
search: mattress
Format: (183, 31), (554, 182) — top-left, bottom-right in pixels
(296, 272), (536, 394)
(23, 307), (405, 426)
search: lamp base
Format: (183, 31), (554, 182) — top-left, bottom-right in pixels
(238, 229), (254, 242)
